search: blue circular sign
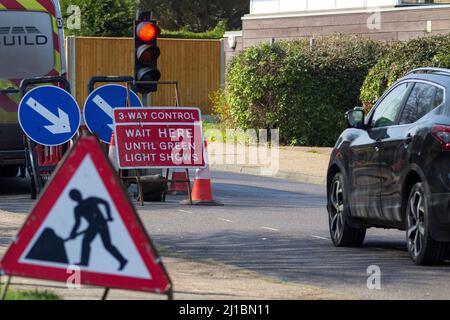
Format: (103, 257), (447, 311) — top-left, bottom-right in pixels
(18, 86), (81, 147)
(83, 85), (143, 144)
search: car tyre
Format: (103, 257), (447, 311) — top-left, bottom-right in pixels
(406, 183), (449, 265)
(328, 172), (366, 247)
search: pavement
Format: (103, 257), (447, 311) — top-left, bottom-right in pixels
(2, 172), (450, 300)
(208, 142), (331, 185)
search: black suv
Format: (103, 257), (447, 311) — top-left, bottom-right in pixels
(327, 68), (450, 265)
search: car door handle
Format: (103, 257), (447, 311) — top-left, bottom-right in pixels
(405, 134), (413, 144)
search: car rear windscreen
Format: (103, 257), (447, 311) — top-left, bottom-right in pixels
(0, 11), (55, 80)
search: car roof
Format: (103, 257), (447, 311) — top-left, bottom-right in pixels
(401, 69), (450, 87)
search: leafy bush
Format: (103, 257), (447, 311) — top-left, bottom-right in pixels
(361, 35), (450, 111)
(218, 35), (387, 146)
(161, 21), (226, 39)
(210, 89), (235, 127)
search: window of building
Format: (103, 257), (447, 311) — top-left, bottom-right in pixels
(399, 0), (450, 5)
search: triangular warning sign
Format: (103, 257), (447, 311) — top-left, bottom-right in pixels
(0, 136), (171, 294)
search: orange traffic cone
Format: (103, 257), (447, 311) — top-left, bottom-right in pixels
(108, 132), (119, 172)
(169, 169), (189, 195)
(182, 140), (223, 206)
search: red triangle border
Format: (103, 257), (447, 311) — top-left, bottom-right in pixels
(0, 136), (172, 294)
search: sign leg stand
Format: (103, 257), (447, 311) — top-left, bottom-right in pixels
(167, 288), (174, 301)
(163, 169), (170, 202)
(137, 171), (144, 207)
(101, 288), (110, 300)
(186, 169), (193, 205)
(25, 138), (40, 200)
(0, 275), (11, 300)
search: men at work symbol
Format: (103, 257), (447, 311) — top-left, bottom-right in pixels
(69, 189), (128, 271)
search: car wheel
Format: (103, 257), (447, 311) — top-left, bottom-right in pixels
(406, 183), (448, 265)
(0, 165), (19, 178)
(328, 172), (366, 247)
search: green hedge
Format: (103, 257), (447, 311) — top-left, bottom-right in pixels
(217, 35), (387, 146)
(160, 21), (226, 39)
(361, 35), (450, 111)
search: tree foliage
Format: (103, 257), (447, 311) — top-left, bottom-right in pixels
(139, 0), (248, 32)
(61, 0), (138, 37)
(60, 0), (246, 37)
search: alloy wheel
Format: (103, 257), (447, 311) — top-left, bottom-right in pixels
(330, 179), (345, 242)
(407, 191), (426, 258)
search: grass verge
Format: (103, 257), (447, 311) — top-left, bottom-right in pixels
(0, 284), (61, 300)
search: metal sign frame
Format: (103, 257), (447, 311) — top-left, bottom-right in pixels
(19, 76), (73, 199)
(124, 80), (193, 205)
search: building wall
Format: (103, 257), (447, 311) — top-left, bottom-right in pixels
(223, 32), (243, 66)
(250, 0), (396, 14)
(223, 4), (450, 69)
(241, 5), (450, 48)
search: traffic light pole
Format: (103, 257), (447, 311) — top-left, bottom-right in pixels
(126, 81), (180, 107)
(142, 93), (150, 106)
(138, 11), (153, 20)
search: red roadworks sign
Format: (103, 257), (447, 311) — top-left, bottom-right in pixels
(0, 136), (171, 294)
(113, 107), (206, 169)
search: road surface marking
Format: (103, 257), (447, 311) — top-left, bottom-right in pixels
(218, 218), (233, 223)
(178, 209), (193, 214)
(261, 227), (279, 232)
(312, 235), (329, 241)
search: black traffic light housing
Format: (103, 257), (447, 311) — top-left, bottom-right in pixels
(134, 14), (161, 94)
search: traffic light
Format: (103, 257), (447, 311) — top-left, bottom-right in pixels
(134, 18), (161, 94)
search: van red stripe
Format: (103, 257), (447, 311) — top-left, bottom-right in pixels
(0, 95), (19, 112)
(53, 32), (59, 50)
(35, 0), (56, 15)
(9, 79), (20, 86)
(47, 69), (59, 76)
(0, 0), (26, 10)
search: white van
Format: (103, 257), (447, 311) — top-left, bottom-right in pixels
(0, 0), (66, 177)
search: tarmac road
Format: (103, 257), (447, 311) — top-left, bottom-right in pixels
(1, 171), (450, 300)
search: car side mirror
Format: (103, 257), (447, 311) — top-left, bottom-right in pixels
(346, 108), (365, 129)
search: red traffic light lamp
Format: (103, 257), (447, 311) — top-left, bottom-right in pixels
(137, 22), (161, 42)
(134, 19), (161, 94)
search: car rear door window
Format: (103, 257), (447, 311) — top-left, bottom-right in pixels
(399, 83), (444, 125)
(371, 82), (412, 128)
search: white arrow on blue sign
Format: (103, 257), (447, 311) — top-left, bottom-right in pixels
(18, 86), (81, 147)
(83, 85), (143, 144)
